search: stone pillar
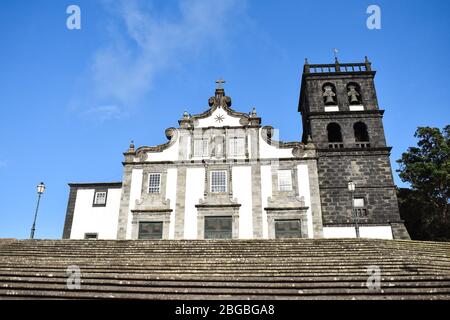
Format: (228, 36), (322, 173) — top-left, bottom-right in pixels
(174, 167), (187, 239)
(116, 165), (133, 239)
(307, 158), (324, 238)
(251, 163), (263, 238)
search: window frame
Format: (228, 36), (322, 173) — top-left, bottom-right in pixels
(229, 137), (245, 157)
(84, 233), (98, 240)
(204, 216), (233, 239)
(210, 170), (227, 193)
(193, 138), (209, 158)
(138, 221), (164, 240)
(92, 190), (107, 207)
(353, 197), (368, 217)
(277, 170), (293, 191)
(274, 219), (302, 239)
(148, 173), (161, 194)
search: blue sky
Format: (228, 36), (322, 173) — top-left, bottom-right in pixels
(0, 0), (449, 239)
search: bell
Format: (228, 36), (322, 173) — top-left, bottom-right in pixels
(348, 86), (360, 104)
(325, 95), (335, 104)
(323, 86), (336, 105)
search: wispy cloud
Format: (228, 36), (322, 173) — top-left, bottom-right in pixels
(82, 105), (125, 121)
(71, 0), (246, 120)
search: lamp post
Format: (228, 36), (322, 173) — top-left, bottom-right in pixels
(347, 180), (360, 238)
(30, 182), (45, 239)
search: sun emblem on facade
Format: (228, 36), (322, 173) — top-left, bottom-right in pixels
(215, 114), (224, 123)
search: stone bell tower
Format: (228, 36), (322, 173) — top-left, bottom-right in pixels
(298, 57), (410, 239)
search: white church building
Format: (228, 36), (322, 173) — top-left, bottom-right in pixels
(63, 78), (398, 240)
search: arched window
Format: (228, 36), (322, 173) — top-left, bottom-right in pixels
(327, 123), (343, 142)
(354, 122), (369, 142)
(347, 82), (362, 105)
(327, 123), (343, 148)
(322, 83), (337, 105)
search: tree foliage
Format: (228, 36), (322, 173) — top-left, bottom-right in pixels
(397, 126), (450, 241)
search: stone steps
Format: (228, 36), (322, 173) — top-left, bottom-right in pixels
(0, 239), (448, 299)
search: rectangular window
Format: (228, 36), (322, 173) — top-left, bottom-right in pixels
(84, 233), (98, 240)
(93, 191), (107, 206)
(138, 222), (163, 239)
(229, 137), (245, 156)
(210, 170), (227, 193)
(194, 139), (209, 157)
(277, 170), (293, 191)
(353, 197), (365, 208)
(275, 220), (301, 239)
(148, 173), (161, 194)
(204, 216), (232, 239)
(353, 197), (368, 217)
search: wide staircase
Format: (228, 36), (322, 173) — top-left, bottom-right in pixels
(0, 239), (449, 299)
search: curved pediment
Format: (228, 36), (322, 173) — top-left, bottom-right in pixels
(178, 88), (261, 129)
(126, 128), (179, 162)
(123, 84), (314, 164)
(193, 105), (247, 128)
(260, 126), (315, 158)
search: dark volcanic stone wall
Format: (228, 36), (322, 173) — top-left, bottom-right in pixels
(309, 113), (387, 149)
(298, 61), (410, 239)
(317, 150), (400, 225)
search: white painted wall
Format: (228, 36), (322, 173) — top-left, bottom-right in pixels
(297, 164), (313, 238)
(126, 169), (143, 239)
(360, 226), (393, 239)
(259, 129), (295, 159)
(196, 106), (242, 128)
(166, 168), (178, 239)
(323, 227), (357, 238)
(70, 188), (121, 239)
(260, 165), (272, 238)
(323, 226), (393, 239)
(184, 167), (205, 239)
(143, 130), (180, 162)
(247, 134), (252, 158)
(232, 166), (253, 239)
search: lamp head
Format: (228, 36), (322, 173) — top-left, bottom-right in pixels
(37, 182), (45, 195)
(347, 180), (356, 192)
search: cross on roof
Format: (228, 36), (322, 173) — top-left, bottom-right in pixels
(215, 79), (225, 89)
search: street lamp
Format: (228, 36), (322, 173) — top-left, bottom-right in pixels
(347, 180), (360, 238)
(30, 182), (45, 239)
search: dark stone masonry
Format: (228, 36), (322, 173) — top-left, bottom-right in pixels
(299, 58), (409, 239)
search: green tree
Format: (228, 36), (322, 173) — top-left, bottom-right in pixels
(397, 126), (450, 241)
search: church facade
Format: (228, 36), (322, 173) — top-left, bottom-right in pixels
(62, 58), (410, 240)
